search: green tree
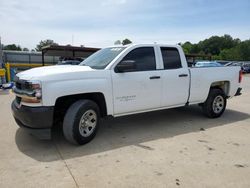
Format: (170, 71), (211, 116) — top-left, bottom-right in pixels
(220, 48), (241, 60)
(200, 36), (223, 55)
(238, 40), (250, 60)
(114, 40), (121, 45)
(190, 44), (202, 54)
(181, 41), (192, 54)
(3, 44), (22, 51)
(218, 39), (250, 61)
(180, 34), (250, 61)
(122, 38), (132, 45)
(221, 34), (240, 49)
(197, 34), (239, 55)
(22, 47), (29, 51)
(36, 39), (58, 51)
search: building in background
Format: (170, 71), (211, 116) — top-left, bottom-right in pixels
(2, 45), (100, 65)
(1, 45), (100, 82)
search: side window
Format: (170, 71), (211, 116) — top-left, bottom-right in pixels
(161, 47), (182, 69)
(120, 47), (156, 72)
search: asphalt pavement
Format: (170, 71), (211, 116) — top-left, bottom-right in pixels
(0, 75), (250, 188)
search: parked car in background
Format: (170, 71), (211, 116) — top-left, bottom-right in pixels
(224, 62), (236, 66)
(57, 60), (81, 65)
(216, 60), (231, 66)
(195, 61), (222, 67)
(225, 62), (250, 73)
(242, 63), (250, 73)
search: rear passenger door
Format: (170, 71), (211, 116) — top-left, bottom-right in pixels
(160, 47), (189, 107)
(112, 47), (162, 115)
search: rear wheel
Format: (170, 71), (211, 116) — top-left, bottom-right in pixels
(202, 88), (227, 118)
(63, 100), (100, 145)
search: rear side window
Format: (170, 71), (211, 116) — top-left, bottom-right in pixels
(161, 47), (182, 69)
(121, 47), (156, 71)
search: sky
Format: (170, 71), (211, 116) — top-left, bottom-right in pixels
(0, 0), (250, 49)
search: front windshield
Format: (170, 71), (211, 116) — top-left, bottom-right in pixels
(80, 47), (126, 69)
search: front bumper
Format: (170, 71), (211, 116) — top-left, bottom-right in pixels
(11, 100), (54, 139)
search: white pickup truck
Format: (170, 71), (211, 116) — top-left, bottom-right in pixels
(11, 44), (242, 145)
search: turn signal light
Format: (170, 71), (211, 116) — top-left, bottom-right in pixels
(21, 97), (41, 103)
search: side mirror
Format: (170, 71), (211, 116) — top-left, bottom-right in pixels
(115, 60), (136, 73)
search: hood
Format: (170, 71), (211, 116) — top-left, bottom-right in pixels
(16, 65), (94, 80)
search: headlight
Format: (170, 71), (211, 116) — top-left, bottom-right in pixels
(13, 80), (42, 103)
(29, 81), (42, 100)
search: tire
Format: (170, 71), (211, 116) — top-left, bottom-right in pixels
(202, 88), (227, 118)
(63, 100), (100, 145)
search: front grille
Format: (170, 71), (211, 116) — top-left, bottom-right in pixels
(14, 79), (31, 90)
(15, 82), (22, 90)
(16, 96), (21, 105)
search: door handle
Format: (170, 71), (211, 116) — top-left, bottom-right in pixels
(150, 76), (161, 79)
(179, 74), (188, 77)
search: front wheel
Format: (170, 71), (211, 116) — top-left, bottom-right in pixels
(202, 88), (227, 118)
(63, 100), (100, 145)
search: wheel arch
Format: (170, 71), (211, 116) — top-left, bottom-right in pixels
(53, 92), (108, 124)
(210, 81), (230, 96)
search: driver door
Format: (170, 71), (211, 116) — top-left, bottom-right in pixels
(111, 47), (162, 115)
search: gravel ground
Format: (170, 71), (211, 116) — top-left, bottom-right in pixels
(0, 75), (250, 188)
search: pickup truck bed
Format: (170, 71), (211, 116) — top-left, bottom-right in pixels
(188, 66), (240, 104)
